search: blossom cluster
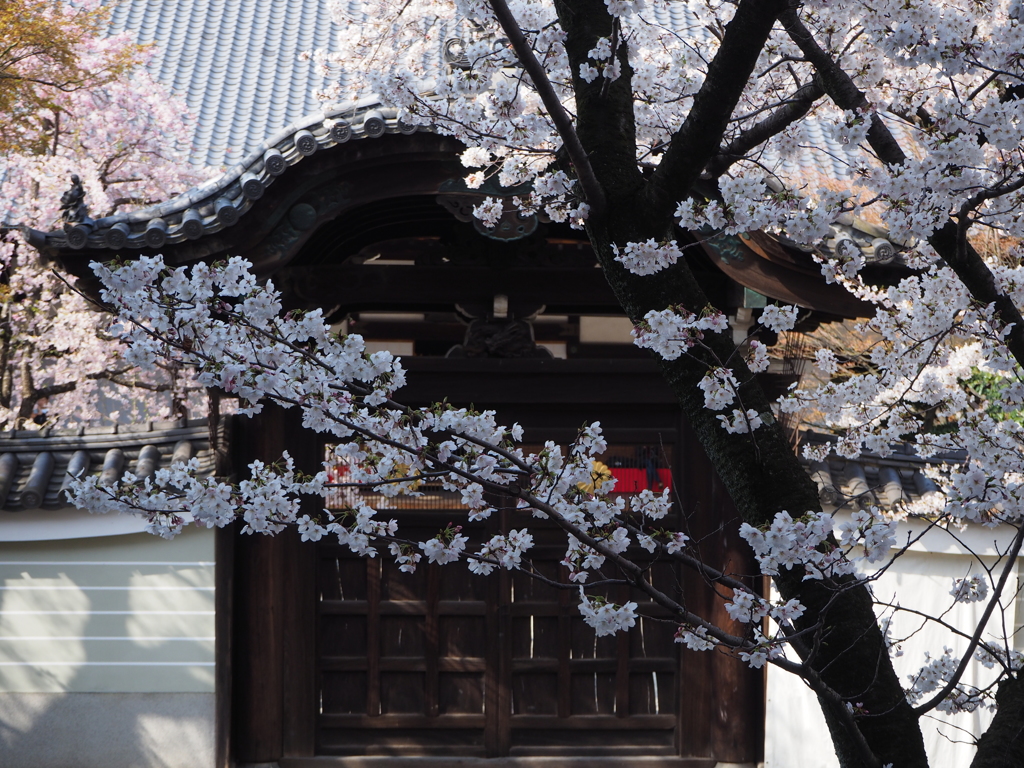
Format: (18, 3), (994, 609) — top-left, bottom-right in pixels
(739, 509), (896, 581)
(904, 647), (981, 712)
(631, 305), (728, 361)
(611, 239), (683, 276)
(68, 453), (315, 539)
(699, 368), (739, 411)
(468, 528), (534, 575)
(738, 630), (785, 669)
(578, 590), (639, 637)
(949, 575), (989, 604)
(675, 625), (717, 652)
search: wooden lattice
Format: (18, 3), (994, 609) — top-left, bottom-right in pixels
(315, 511), (682, 758)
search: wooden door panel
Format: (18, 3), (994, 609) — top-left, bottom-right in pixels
(233, 419), (761, 765)
(313, 439), (700, 758)
(321, 672), (367, 714)
(316, 541), (685, 757)
(439, 672), (485, 714)
(381, 672), (426, 713)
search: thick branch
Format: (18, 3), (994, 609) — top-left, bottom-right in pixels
(552, 0), (645, 209)
(644, 0), (791, 223)
(0, 303), (11, 409)
(705, 81), (825, 180)
(488, 0), (607, 218)
(781, 8), (1024, 374)
(29, 381), (76, 400)
(780, 11), (908, 167)
(101, 374), (171, 392)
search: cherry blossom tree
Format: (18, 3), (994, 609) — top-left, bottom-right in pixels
(0, 0), (140, 153)
(0, 3), (208, 429)
(65, 1), (1024, 767)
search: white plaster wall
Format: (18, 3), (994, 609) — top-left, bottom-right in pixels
(765, 518), (1018, 768)
(0, 691), (215, 768)
(0, 527), (216, 768)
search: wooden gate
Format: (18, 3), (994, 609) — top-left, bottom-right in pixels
(227, 388), (763, 766)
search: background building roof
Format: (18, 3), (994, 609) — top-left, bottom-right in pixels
(105, 0), (871, 181)
(26, 3), (912, 297)
(800, 433), (957, 516)
(0, 417), (216, 514)
(107, 0), (351, 169)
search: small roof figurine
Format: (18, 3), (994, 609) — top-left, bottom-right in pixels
(59, 174), (89, 225)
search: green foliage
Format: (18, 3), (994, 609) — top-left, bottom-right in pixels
(963, 368), (1024, 425)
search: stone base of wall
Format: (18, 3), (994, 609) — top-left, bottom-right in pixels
(0, 692), (214, 768)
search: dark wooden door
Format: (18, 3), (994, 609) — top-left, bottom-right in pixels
(315, 503), (683, 758)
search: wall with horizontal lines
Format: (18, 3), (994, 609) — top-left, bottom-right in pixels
(0, 527), (215, 768)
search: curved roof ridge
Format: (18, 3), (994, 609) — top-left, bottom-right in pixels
(21, 0), (913, 270)
(25, 99), (430, 251)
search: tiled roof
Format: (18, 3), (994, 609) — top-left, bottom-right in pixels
(27, 100), (425, 252)
(800, 434), (959, 515)
(107, 0), (353, 169)
(107, 0), (867, 180)
(0, 418), (216, 512)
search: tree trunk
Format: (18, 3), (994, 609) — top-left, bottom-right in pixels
(971, 675), (1024, 768)
(547, 1), (931, 764)
(591, 221), (927, 768)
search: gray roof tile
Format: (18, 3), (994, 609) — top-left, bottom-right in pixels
(22, 2), (908, 261)
(107, 0), (346, 168)
(105, 0), (871, 180)
(0, 419), (218, 513)
(800, 434), (959, 515)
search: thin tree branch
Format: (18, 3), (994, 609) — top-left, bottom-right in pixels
(644, 0), (791, 222)
(915, 524), (1024, 715)
(781, 7), (1024, 375)
(705, 80), (825, 180)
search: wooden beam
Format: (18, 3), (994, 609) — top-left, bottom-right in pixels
(395, 358), (676, 407)
(231, 408), (286, 762)
(277, 264), (621, 315)
(282, 412), (322, 757)
(675, 414), (764, 764)
(231, 404), (321, 762)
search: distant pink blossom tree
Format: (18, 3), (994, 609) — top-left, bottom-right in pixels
(0, 19), (209, 429)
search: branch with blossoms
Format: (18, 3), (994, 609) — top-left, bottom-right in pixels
(73, 254), (1018, 753)
(488, 0), (607, 219)
(780, 8), (1024, 381)
(66, 255), (908, 694)
(629, 296), (798, 437)
(616, 235), (1024, 727)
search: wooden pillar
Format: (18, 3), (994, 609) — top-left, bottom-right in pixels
(215, 525), (234, 768)
(229, 404), (319, 763)
(677, 412), (765, 763)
